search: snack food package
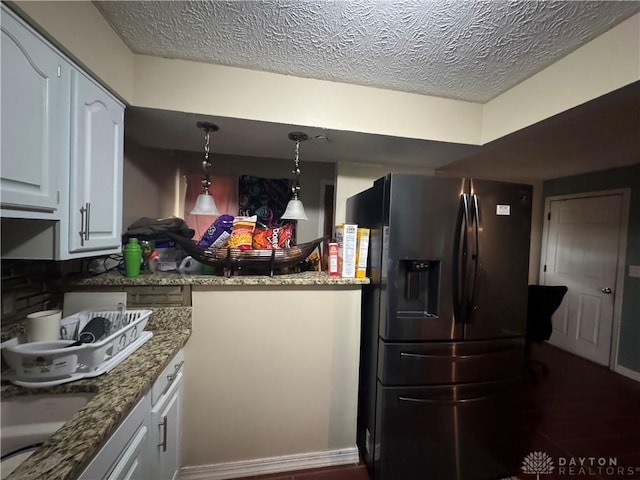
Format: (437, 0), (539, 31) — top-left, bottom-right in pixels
(328, 242), (339, 276)
(252, 224), (293, 249)
(197, 214), (234, 247)
(227, 215), (258, 250)
(355, 228), (370, 278)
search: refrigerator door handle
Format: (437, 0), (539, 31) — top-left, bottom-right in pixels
(468, 194), (482, 318)
(453, 193), (470, 324)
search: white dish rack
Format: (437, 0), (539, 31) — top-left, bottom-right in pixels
(1, 309), (153, 387)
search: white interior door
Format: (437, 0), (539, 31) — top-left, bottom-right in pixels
(542, 194), (623, 366)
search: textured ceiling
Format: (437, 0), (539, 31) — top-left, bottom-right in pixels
(95, 0), (640, 103)
(94, 1), (640, 180)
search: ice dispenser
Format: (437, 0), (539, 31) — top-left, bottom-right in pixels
(399, 259), (440, 316)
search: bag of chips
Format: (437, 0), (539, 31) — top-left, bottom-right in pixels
(197, 214), (234, 247)
(252, 224), (293, 249)
(227, 215), (258, 250)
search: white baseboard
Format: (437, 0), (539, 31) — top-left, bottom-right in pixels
(178, 447), (360, 480)
(614, 363), (640, 382)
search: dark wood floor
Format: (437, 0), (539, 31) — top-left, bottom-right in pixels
(515, 343), (640, 480)
(235, 343), (640, 480)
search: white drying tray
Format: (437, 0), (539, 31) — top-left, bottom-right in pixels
(1, 309), (153, 386)
(3, 331), (153, 387)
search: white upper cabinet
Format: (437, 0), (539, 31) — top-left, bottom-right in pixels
(0, 8), (70, 217)
(0, 5), (125, 260)
(68, 70), (124, 254)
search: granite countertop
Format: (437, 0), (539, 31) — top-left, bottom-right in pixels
(74, 270), (370, 287)
(1, 307), (192, 480)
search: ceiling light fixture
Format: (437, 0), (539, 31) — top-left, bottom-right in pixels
(190, 121), (220, 216)
(281, 131), (309, 221)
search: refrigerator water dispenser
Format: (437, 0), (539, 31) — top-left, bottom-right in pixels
(400, 259), (440, 316)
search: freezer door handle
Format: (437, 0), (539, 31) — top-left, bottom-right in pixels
(453, 193), (470, 324)
(398, 394), (498, 405)
(400, 347), (519, 360)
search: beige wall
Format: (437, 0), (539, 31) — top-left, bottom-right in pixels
(122, 142), (178, 230)
(123, 145), (335, 243)
(14, 2), (638, 145)
(482, 13), (640, 143)
(12, 1), (134, 103)
(130, 56), (483, 145)
(183, 287), (362, 467)
(334, 161), (436, 226)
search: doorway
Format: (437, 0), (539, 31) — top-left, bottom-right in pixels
(320, 181), (335, 239)
(539, 190), (629, 368)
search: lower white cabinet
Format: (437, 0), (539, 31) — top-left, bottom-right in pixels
(149, 349), (185, 480)
(106, 425), (148, 480)
(150, 369), (184, 480)
(78, 395), (150, 480)
(78, 350), (184, 480)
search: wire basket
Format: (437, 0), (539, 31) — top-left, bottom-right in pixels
(167, 233), (326, 276)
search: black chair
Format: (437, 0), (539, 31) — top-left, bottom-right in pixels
(525, 285), (568, 379)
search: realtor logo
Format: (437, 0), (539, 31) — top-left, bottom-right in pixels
(521, 451), (640, 477)
(522, 451), (555, 479)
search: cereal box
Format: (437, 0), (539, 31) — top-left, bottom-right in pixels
(335, 224), (357, 278)
(355, 228), (370, 278)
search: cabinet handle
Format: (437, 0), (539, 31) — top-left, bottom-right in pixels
(162, 360), (184, 396)
(158, 415), (168, 452)
(85, 202), (91, 241)
(79, 205), (87, 246)
(166, 360), (185, 384)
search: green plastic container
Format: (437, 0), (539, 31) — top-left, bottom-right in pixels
(124, 238), (142, 277)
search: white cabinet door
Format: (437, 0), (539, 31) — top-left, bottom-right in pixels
(79, 395), (150, 480)
(150, 371), (183, 480)
(0, 7), (69, 216)
(106, 425), (149, 480)
(68, 70), (124, 253)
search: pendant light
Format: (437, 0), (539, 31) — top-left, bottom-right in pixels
(281, 131), (309, 220)
(190, 121), (220, 216)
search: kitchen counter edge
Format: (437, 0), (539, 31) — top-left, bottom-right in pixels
(1, 308), (192, 480)
(74, 270), (370, 287)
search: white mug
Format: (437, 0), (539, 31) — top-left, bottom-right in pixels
(26, 309), (62, 342)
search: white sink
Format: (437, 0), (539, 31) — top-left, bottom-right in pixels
(1, 393), (95, 479)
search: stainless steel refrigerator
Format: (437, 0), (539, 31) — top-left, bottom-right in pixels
(346, 173), (532, 480)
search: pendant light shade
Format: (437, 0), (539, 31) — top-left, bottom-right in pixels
(190, 121), (220, 216)
(281, 131), (309, 221)
(281, 198), (308, 220)
(190, 191), (219, 216)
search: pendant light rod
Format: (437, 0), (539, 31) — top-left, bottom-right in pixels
(288, 131), (308, 142)
(196, 121), (219, 133)
(281, 131), (309, 221)
(190, 121), (220, 216)
(288, 131), (308, 200)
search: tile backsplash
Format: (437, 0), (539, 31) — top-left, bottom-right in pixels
(0, 259), (80, 327)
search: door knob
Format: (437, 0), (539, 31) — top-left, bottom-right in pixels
(602, 287), (612, 294)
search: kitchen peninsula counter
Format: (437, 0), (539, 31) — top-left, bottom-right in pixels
(74, 270), (370, 287)
(67, 270), (367, 474)
(1, 307), (191, 480)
